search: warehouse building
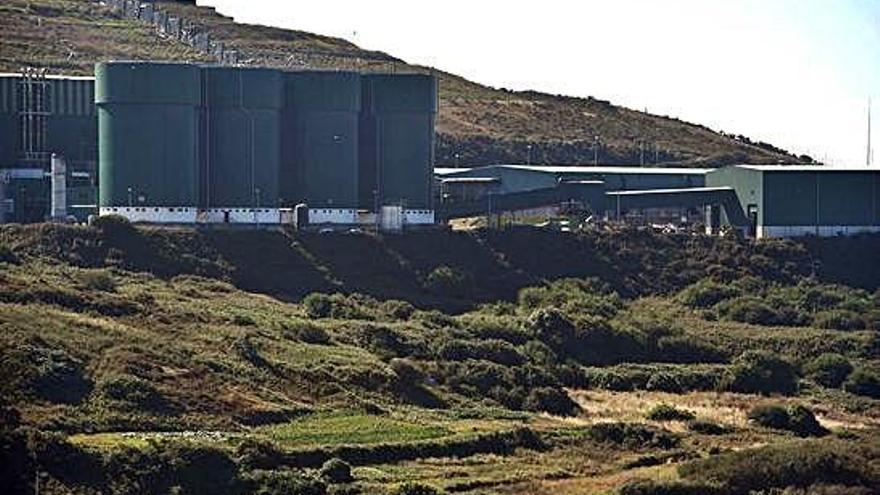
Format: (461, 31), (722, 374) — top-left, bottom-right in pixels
(0, 71), (98, 222)
(435, 165), (712, 223)
(706, 165), (880, 238)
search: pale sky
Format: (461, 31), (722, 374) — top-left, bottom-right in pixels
(198, 0), (879, 166)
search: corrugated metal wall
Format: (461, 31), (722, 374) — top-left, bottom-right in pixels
(0, 76), (19, 166)
(360, 74), (437, 210)
(764, 171), (880, 227)
(281, 71), (361, 208)
(202, 67), (282, 208)
(97, 62), (202, 208)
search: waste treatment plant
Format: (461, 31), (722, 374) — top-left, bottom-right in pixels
(1, 63), (879, 237)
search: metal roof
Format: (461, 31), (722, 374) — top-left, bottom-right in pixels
(0, 72), (95, 81)
(498, 164), (712, 175)
(434, 167), (472, 175)
(606, 186), (734, 196)
(733, 164), (879, 172)
(440, 177), (500, 183)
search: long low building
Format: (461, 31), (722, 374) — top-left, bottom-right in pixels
(435, 164), (880, 238)
(706, 165), (880, 238)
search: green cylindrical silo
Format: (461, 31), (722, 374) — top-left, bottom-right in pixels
(281, 71), (361, 212)
(202, 67), (283, 209)
(360, 74), (437, 210)
(96, 62), (201, 210)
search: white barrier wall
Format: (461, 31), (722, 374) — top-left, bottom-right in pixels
(757, 225), (880, 239)
(100, 206), (198, 224)
(403, 209), (435, 225)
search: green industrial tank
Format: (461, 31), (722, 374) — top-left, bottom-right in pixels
(202, 67), (283, 209)
(0, 75), (20, 167)
(96, 62), (201, 208)
(281, 71), (361, 209)
(359, 74), (437, 210)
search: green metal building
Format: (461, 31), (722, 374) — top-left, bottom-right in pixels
(0, 72), (98, 222)
(359, 74), (437, 215)
(706, 165), (880, 238)
(202, 67), (282, 222)
(281, 71), (361, 224)
(96, 62), (202, 222)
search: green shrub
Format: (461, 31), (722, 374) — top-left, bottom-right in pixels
(842, 368), (880, 399)
(804, 353), (853, 388)
(686, 419), (729, 435)
(94, 374), (172, 414)
(231, 312), (257, 326)
(380, 299), (415, 320)
(587, 422), (680, 450)
(425, 265), (471, 297)
(618, 479), (723, 495)
(646, 404), (695, 422)
(747, 404), (827, 437)
(93, 214), (135, 237)
(286, 321), (331, 345)
(678, 439), (876, 494)
(247, 470), (326, 495)
(717, 297), (781, 326)
(234, 439), (285, 470)
(722, 351), (798, 395)
(678, 279), (739, 308)
(0, 244), (19, 264)
(78, 269), (117, 292)
(813, 310), (867, 331)
(393, 483), (442, 495)
(319, 457), (353, 484)
(747, 404), (790, 430)
(522, 387), (579, 416)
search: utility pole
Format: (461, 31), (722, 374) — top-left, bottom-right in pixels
(593, 136), (599, 165)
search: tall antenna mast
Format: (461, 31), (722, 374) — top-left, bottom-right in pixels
(868, 97), (873, 166)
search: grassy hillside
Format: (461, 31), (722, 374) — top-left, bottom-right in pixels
(0, 0), (806, 167)
(1, 222), (879, 494)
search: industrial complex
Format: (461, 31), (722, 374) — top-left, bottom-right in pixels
(0, 64), (878, 238)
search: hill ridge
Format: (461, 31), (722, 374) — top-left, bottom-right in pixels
(0, 0), (811, 167)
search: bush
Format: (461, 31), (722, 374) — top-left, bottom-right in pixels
(393, 483), (442, 495)
(747, 404), (827, 437)
(678, 439), (876, 494)
(302, 293), (368, 320)
(804, 353), (853, 388)
(678, 279), (739, 308)
(0, 244), (19, 264)
(94, 374), (172, 414)
(747, 404), (790, 430)
(619, 479), (723, 495)
(319, 457), (353, 484)
(646, 404), (695, 422)
(93, 214), (135, 237)
(686, 419), (729, 435)
(247, 470), (326, 495)
(381, 300), (415, 320)
(587, 422), (680, 450)
(813, 310), (867, 331)
(842, 368), (880, 399)
(286, 321), (331, 345)
(723, 351), (798, 395)
(425, 265), (471, 297)
(717, 297), (781, 326)
(522, 387), (579, 416)
(78, 269), (116, 292)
